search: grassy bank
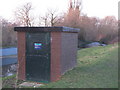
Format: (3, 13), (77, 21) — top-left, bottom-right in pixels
(2, 75), (16, 88)
(41, 44), (118, 88)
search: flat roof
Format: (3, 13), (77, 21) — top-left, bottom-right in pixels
(14, 26), (80, 33)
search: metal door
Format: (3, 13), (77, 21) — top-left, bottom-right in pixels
(26, 32), (50, 82)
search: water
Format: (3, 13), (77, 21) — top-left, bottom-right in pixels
(0, 47), (17, 56)
(0, 47), (18, 66)
(2, 56), (17, 66)
(0, 47), (18, 77)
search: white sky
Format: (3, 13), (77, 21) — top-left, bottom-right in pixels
(0, 0), (119, 21)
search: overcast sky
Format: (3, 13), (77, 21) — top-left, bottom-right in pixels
(0, 0), (119, 21)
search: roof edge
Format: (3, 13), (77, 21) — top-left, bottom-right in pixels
(14, 26), (80, 33)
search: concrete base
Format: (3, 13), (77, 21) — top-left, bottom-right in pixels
(19, 82), (44, 88)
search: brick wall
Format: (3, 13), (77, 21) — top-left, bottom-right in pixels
(17, 32), (26, 80)
(50, 32), (61, 81)
(61, 32), (78, 75)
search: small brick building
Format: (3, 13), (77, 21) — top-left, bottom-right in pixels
(14, 27), (80, 83)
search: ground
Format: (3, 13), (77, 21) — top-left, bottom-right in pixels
(2, 43), (118, 88)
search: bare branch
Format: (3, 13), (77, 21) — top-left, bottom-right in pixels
(14, 2), (34, 27)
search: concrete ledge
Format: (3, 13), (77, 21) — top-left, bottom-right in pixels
(19, 82), (44, 88)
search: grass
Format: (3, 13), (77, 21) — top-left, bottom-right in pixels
(2, 74), (24, 88)
(2, 75), (16, 81)
(2, 43), (118, 88)
(40, 43), (118, 88)
(2, 75), (16, 88)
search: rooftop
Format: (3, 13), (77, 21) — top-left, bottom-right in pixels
(14, 26), (80, 33)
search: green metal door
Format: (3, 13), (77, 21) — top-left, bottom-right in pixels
(26, 32), (50, 82)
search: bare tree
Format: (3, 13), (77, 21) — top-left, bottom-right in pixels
(63, 0), (82, 27)
(15, 2), (34, 27)
(49, 9), (59, 26)
(40, 9), (61, 26)
(40, 13), (49, 26)
(1, 18), (18, 47)
(97, 16), (118, 43)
